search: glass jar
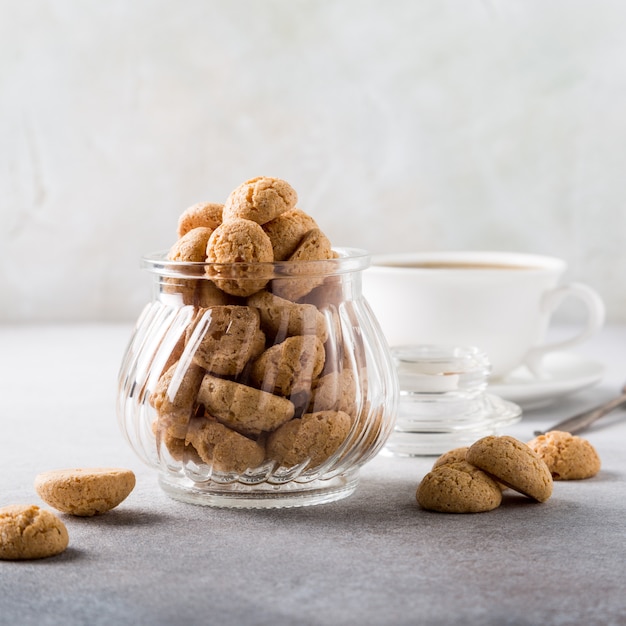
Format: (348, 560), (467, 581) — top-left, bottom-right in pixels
(117, 248), (398, 508)
(383, 345), (522, 456)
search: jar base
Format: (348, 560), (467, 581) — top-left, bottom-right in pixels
(157, 469), (360, 509)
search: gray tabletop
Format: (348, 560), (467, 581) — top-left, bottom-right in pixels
(1, 324), (625, 626)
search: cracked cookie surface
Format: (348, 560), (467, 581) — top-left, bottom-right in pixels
(416, 461), (503, 513)
(35, 468), (136, 517)
(266, 410), (351, 469)
(177, 202), (223, 237)
(0, 504), (69, 559)
(263, 208), (318, 261)
(205, 218), (274, 296)
(526, 430), (601, 480)
(197, 374), (295, 436)
(467, 435), (553, 502)
(223, 176), (297, 225)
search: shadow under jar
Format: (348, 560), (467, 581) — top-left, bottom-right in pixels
(117, 248), (398, 508)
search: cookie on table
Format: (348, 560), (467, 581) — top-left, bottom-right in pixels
(433, 446), (508, 491)
(35, 468), (136, 517)
(177, 202), (223, 237)
(262, 208), (318, 261)
(526, 430), (601, 480)
(189, 305), (266, 376)
(205, 218), (274, 296)
(416, 461), (503, 513)
(432, 447), (470, 469)
(266, 410), (351, 469)
(466, 435), (553, 502)
(251, 335), (325, 397)
(248, 290), (328, 342)
(197, 374), (295, 436)
(186, 417), (265, 474)
(0, 504), (68, 560)
(223, 176), (298, 225)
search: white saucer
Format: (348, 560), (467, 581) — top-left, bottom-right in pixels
(488, 352), (605, 410)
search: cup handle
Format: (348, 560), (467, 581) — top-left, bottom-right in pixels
(524, 282), (605, 378)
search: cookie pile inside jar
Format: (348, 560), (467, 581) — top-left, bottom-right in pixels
(150, 176), (374, 478)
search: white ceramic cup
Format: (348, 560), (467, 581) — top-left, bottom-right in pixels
(362, 251), (605, 380)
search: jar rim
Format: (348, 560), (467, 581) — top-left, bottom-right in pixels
(141, 247), (371, 279)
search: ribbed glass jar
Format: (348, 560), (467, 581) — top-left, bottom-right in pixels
(117, 248), (398, 508)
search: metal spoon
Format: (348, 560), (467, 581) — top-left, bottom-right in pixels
(533, 382), (626, 436)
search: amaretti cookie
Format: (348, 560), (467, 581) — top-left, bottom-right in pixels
(248, 290), (328, 342)
(195, 278), (232, 308)
(189, 305), (266, 376)
(416, 461), (502, 513)
(272, 228), (335, 301)
(263, 208), (318, 261)
(205, 218), (274, 296)
(35, 468), (136, 517)
(163, 227), (215, 303)
(177, 202), (223, 237)
(150, 361), (206, 439)
(251, 335), (325, 397)
(466, 435), (553, 502)
(526, 430), (601, 480)
(0, 504), (69, 560)
(266, 410), (351, 469)
(432, 447), (470, 469)
(168, 227), (214, 262)
(186, 417), (265, 474)
(155, 424), (191, 462)
(308, 368), (358, 417)
(223, 176), (297, 225)
(433, 446), (507, 491)
(197, 374), (295, 436)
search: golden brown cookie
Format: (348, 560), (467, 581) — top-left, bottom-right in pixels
(188, 305), (266, 376)
(0, 504), (69, 559)
(247, 290), (328, 342)
(155, 423), (189, 462)
(177, 202), (223, 237)
(262, 208), (318, 261)
(195, 279), (231, 308)
(432, 447), (470, 469)
(271, 228), (335, 301)
(186, 417), (265, 474)
(432, 446), (508, 491)
(266, 410), (351, 469)
(205, 218), (274, 296)
(526, 430), (601, 480)
(298, 275), (346, 310)
(466, 435), (553, 502)
(223, 176), (298, 225)
(35, 468), (136, 517)
(251, 335), (325, 397)
(167, 227), (214, 262)
(197, 374), (295, 436)
(150, 361), (206, 439)
(416, 461), (503, 513)
(308, 368), (358, 417)
(165, 227), (215, 303)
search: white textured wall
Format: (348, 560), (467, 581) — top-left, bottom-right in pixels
(2, 0), (626, 322)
